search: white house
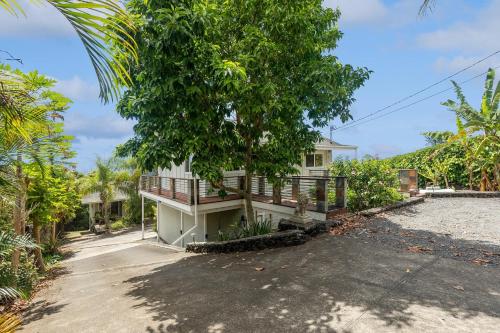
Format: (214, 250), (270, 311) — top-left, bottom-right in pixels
(139, 137), (356, 247)
(82, 191), (128, 229)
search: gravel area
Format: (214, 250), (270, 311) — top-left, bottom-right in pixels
(345, 197), (500, 267)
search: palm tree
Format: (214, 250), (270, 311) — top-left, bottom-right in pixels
(80, 157), (119, 232)
(442, 68), (500, 190)
(419, 0), (436, 15)
(0, 0), (137, 102)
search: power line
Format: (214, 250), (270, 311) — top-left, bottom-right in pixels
(334, 65), (500, 132)
(334, 50), (500, 131)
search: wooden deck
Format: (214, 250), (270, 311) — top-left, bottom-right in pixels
(142, 187), (342, 214)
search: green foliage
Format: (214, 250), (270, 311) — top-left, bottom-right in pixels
(0, 232), (39, 302)
(117, 0), (369, 190)
(387, 143), (470, 188)
(65, 204), (90, 231)
(113, 157), (153, 224)
(1, 0), (138, 102)
(390, 69), (499, 191)
(217, 220), (273, 241)
(110, 219), (127, 231)
(330, 159), (403, 212)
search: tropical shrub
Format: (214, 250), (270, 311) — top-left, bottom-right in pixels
(217, 220), (273, 241)
(0, 232), (39, 302)
(111, 219), (127, 231)
(330, 159), (403, 212)
(387, 143), (469, 189)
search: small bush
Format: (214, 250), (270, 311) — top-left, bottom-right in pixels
(330, 158), (403, 212)
(110, 219), (127, 231)
(0, 254), (38, 300)
(217, 219), (273, 241)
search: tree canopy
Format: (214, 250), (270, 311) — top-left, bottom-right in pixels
(117, 0), (369, 223)
(118, 0), (369, 180)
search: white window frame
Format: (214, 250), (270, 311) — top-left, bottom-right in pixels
(305, 153), (324, 168)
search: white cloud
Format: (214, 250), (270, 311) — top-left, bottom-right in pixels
(370, 143), (402, 157)
(65, 113), (134, 140)
(417, 0), (500, 53)
(73, 136), (131, 172)
(0, 1), (75, 37)
(324, 0), (388, 25)
(324, 0), (422, 27)
(433, 55), (499, 74)
(54, 76), (99, 102)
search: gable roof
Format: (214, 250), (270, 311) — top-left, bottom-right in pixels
(315, 137), (357, 150)
(81, 191), (128, 204)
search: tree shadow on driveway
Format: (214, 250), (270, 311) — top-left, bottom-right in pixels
(123, 232), (500, 332)
(21, 300), (68, 327)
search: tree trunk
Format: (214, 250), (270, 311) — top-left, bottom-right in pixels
(244, 171), (255, 226)
(33, 222), (46, 273)
(104, 202), (111, 232)
(494, 163), (500, 191)
(443, 175), (449, 189)
(51, 222), (57, 244)
(12, 153), (25, 273)
(468, 166), (474, 190)
(480, 169), (488, 192)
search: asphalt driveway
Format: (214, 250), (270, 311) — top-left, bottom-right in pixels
(21, 203), (500, 333)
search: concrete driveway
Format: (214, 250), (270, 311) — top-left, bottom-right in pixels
(22, 219), (500, 332)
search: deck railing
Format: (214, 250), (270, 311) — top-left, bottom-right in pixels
(140, 174), (346, 212)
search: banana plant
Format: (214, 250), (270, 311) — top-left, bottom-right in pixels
(0, 0), (137, 103)
(442, 68), (500, 190)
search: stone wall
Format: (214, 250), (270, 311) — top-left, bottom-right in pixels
(425, 191), (500, 198)
(185, 230), (308, 254)
(359, 197), (424, 217)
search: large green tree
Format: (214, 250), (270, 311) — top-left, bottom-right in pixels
(118, 0), (369, 224)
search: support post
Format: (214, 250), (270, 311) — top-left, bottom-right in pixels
(258, 177), (265, 196)
(315, 178), (327, 213)
(204, 213), (207, 241)
(180, 211), (184, 248)
(156, 201), (160, 242)
(170, 178), (176, 199)
(292, 178), (300, 201)
(88, 204), (92, 231)
(335, 177), (347, 208)
(141, 195), (144, 240)
(189, 179), (200, 205)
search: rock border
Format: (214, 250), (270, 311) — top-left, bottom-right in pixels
(359, 196), (425, 217)
(186, 230), (308, 253)
(424, 190), (500, 198)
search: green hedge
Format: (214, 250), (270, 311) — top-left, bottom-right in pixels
(386, 143), (470, 189)
(330, 159), (403, 212)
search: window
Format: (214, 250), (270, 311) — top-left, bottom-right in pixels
(185, 157), (192, 172)
(306, 154), (323, 167)
(306, 154), (315, 167)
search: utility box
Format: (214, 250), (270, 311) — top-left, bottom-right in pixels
(399, 169), (418, 196)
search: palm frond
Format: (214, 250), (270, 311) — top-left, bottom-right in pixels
(2, 0), (138, 103)
(482, 68), (495, 116)
(0, 287), (22, 301)
(0, 231), (39, 258)
(0, 311), (22, 333)
(419, 0), (436, 15)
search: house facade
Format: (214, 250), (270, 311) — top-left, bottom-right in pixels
(82, 191), (128, 229)
(140, 138), (356, 247)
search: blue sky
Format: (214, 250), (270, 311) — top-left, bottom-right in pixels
(1, 0), (499, 172)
